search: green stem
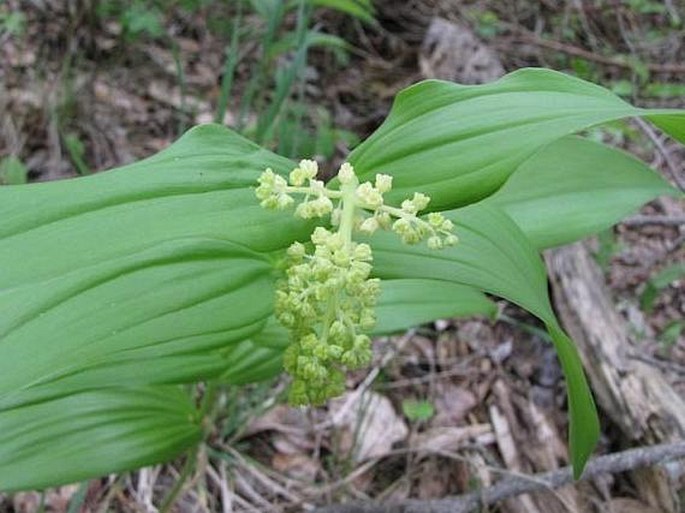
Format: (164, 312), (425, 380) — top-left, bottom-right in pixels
(157, 383), (221, 511)
(379, 204), (439, 234)
(320, 294), (336, 344)
(158, 448), (197, 513)
(215, 1), (242, 124)
(200, 381), (219, 421)
(319, 181), (357, 344)
(339, 181), (358, 250)
(285, 185), (343, 198)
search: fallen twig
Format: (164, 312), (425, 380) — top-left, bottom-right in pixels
(312, 441), (685, 513)
(623, 214), (685, 227)
(498, 33), (685, 74)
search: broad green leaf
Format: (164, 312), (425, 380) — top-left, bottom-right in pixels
(371, 204), (598, 476)
(374, 279), (496, 334)
(0, 243), (270, 409)
(0, 386), (201, 492)
(0, 125), (309, 404)
(349, 68), (685, 210)
(486, 136), (680, 249)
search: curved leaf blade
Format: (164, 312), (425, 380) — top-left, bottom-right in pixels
(487, 136), (680, 249)
(0, 125), (307, 403)
(349, 68), (684, 210)
(0, 386), (201, 492)
(374, 279), (496, 334)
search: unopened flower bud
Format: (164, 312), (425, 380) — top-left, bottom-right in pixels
(289, 168), (307, 186)
(356, 182), (384, 209)
(276, 194), (294, 209)
(444, 234), (459, 246)
(427, 236), (443, 249)
(299, 159), (319, 179)
(411, 192), (430, 211)
(287, 242), (306, 259)
(311, 226), (331, 245)
(338, 162), (356, 184)
(359, 216), (379, 235)
(353, 243), (372, 261)
(374, 174), (393, 193)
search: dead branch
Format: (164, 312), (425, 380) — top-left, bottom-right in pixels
(623, 214), (685, 227)
(312, 441), (685, 513)
(497, 33), (685, 74)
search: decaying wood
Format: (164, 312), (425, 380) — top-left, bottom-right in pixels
(313, 441), (685, 513)
(546, 242), (685, 512)
(489, 403), (540, 513)
(491, 379), (584, 513)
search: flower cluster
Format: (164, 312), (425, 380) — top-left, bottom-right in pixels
(256, 160), (458, 405)
(256, 160), (334, 218)
(359, 191), (458, 249)
(277, 228), (378, 405)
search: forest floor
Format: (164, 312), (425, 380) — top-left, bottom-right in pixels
(1, 1), (684, 512)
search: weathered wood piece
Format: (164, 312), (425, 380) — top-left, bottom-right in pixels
(547, 242), (685, 512)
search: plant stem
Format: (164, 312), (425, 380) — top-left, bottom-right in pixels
(339, 180), (358, 251)
(158, 448), (198, 513)
(171, 40), (187, 136)
(200, 381), (221, 434)
(158, 382), (222, 512)
(215, 1), (242, 124)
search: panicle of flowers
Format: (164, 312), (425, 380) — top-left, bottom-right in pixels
(256, 159), (458, 405)
(276, 228), (377, 405)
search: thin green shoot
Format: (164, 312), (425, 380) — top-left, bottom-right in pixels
(0, 156), (29, 185)
(238, 0), (287, 131)
(255, 0), (312, 144)
(215, 1), (243, 124)
(66, 481), (90, 513)
(172, 40), (188, 135)
(63, 133), (91, 175)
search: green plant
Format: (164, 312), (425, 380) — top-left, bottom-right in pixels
(640, 263), (685, 313)
(220, 0), (373, 156)
(659, 320), (684, 349)
(97, 0), (164, 41)
(402, 399), (435, 422)
(0, 69), (683, 495)
(593, 228), (620, 271)
(0, 9), (26, 37)
(63, 133), (92, 176)
(0, 156), (28, 185)
(95, 0), (370, 152)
